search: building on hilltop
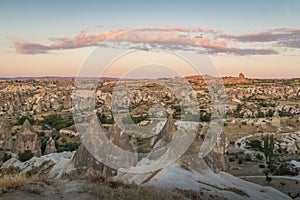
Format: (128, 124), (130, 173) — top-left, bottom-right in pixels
(239, 73), (245, 80)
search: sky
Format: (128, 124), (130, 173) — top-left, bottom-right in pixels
(0, 0), (300, 78)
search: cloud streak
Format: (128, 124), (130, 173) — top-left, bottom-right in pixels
(220, 28), (300, 49)
(15, 29), (125, 54)
(15, 26), (290, 56)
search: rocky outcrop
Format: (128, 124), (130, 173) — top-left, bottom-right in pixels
(64, 116), (135, 178)
(0, 119), (12, 150)
(14, 119), (41, 157)
(203, 131), (230, 173)
(0, 151), (291, 200)
(179, 129), (229, 173)
(0, 152), (74, 179)
(152, 115), (177, 150)
(63, 144), (116, 178)
(272, 111), (281, 127)
(276, 131), (300, 154)
(145, 162), (290, 200)
(44, 137), (56, 155)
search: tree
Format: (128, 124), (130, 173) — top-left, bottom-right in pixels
(266, 176), (272, 184)
(269, 134), (274, 158)
(40, 114), (74, 131)
(266, 109), (275, 117)
(264, 134), (274, 164)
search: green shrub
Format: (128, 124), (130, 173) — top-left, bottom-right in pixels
(56, 142), (80, 153)
(259, 164), (265, 168)
(229, 157), (236, 162)
(97, 113), (115, 124)
(61, 137), (67, 144)
(257, 111), (265, 118)
(266, 109), (275, 117)
(268, 163), (277, 173)
(122, 115), (147, 125)
(245, 153), (252, 161)
(18, 150), (33, 162)
(16, 116), (34, 125)
(238, 156), (244, 164)
(256, 154), (263, 161)
(249, 139), (262, 151)
(266, 176), (272, 184)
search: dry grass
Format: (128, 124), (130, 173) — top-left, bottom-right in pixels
(84, 168), (184, 200)
(90, 183), (184, 200)
(0, 173), (39, 190)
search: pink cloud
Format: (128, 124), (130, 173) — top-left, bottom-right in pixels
(135, 26), (217, 33)
(15, 42), (51, 54)
(220, 28), (300, 48)
(14, 26), (280, 55)
(15, 30), (126, 54)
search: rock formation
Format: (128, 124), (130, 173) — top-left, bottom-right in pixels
(14, 119), (41, 157)
(44, 137), (56, 155)
(64, 115), (135, 178)
(272, 111), (281, 127)
(0, 119), (12, 150)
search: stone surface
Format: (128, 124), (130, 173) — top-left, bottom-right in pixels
(44, 137), (56, 155)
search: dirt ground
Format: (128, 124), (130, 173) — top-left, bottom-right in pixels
(242, 176), (300, 198)
(0, 179), (97, 200)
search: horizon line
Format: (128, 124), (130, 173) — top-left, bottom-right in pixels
(0, 74), (299, 80)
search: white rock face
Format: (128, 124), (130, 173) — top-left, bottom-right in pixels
(60, 129), (79, 137)
(1, 150), (292, 199)
(1, 151), (74, 179)
(277, 132), (300, 154)
(290, 160), (300, 168)
(116, 161), (290, 200)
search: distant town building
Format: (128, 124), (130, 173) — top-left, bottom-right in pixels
(239, 73), (245, 80)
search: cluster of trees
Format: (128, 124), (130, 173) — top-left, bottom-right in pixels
(258, 102), (276, 108)
(182, 113), (211, 122)
(122, 115), (147, 125)
(97, 113), (115, 124)
(56, 141), (80, 153)
(15, 116), (35, 125)
(38, 114), (74, 131)
(256, 110), (275, 118)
